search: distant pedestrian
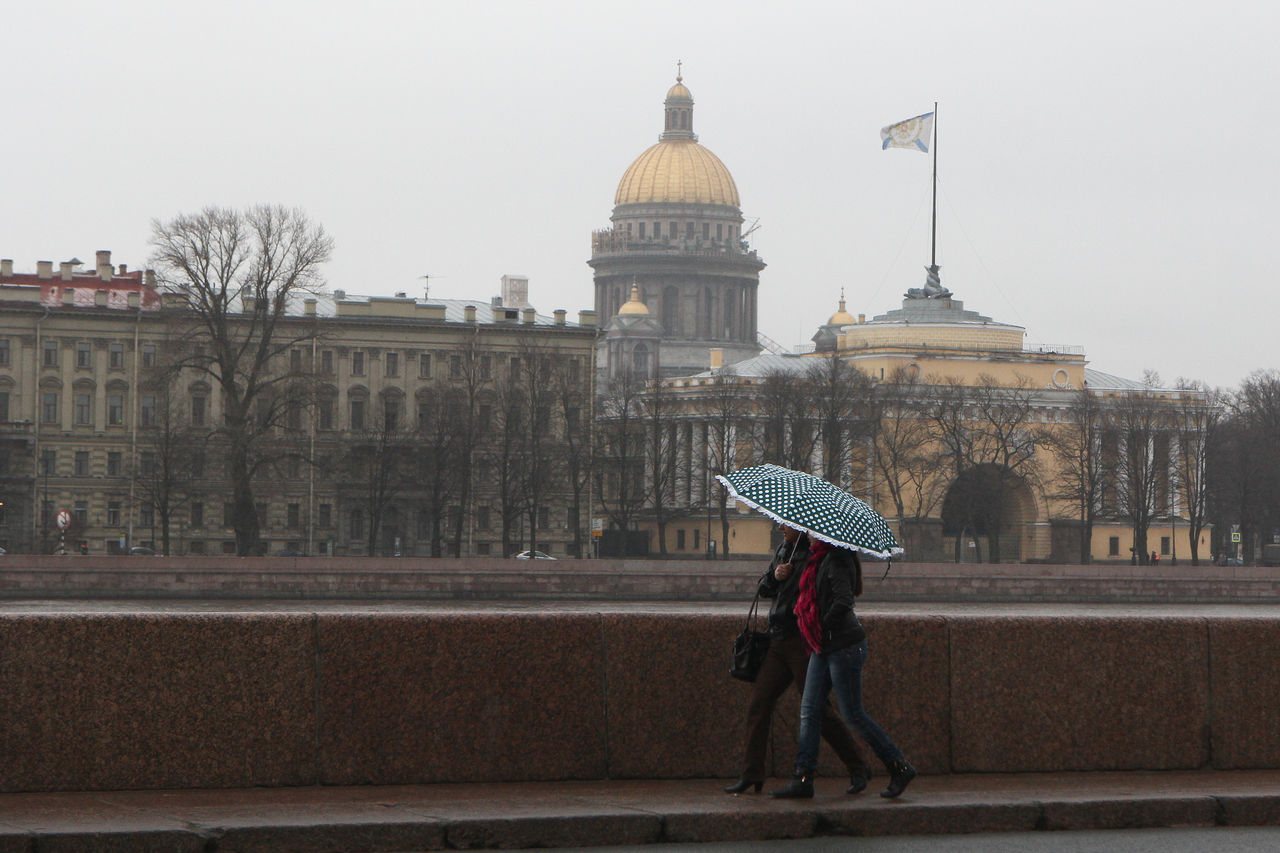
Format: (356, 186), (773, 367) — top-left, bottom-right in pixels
(1151, 551), (1159, 565)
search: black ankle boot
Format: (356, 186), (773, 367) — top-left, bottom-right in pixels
(771, 769), (814, 799)
(723, 779), (762, 794)
(846, 772), (868, 795)
(880, 758), (916, 798)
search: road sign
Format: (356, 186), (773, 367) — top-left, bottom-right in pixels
(55, 509), (72, 530)
(1232, 532), (1242, 542)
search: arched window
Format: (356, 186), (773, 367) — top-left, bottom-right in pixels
(632, 343), (650, 376)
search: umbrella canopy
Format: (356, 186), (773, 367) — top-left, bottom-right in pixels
(716, 464), (903, 558)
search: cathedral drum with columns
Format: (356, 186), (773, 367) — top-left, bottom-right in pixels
(591, 71), (765, 379)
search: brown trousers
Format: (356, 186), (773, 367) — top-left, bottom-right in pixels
(739, 632), (869, 782)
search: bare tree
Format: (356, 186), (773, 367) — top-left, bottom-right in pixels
(1109, 390), (1170, 565)
(149, 205), (333, 554)
(336, 401), (415, 555)
(870, 367), (943, 554)
(134, 360), (205, 555)
(594, 368), (648, 555)
(552, 353), (593, 557)
(413, 382), (464, 556)
(701, 368), (748, 558)
(805, 353), (872, 489)
(1169, 381), (1221, 565)
(1037, 388), (1104, 563)
(640, 376), (683, 555)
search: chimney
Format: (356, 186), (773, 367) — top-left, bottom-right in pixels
(60, 262), (74, 281)
(709, 348), (723, 369)
(522, 308), (536, 324)
(96, 250), (112, 281)
(127, 292), (140, 309)
(304, 298), (317, 316)
(553, 309), (566, 326)
(333, 289), (346, 301)
(118, 264), (128, 274)
(0, 259), (12, 277)
(243, 296), (256, 313)
(464, 304), (477, 323)
(145, 269), (156, 287)
(858, 313), (865, 324)
(37, 261), (53, 279)
(577, 310), (597, 328)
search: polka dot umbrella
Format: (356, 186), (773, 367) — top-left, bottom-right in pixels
(716, 463), (902, 559)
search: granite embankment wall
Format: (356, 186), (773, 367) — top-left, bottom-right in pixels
(2, 555), (1279, 602)
(1, 609), (1277, 793)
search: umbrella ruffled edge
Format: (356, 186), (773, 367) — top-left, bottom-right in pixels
(715, 474), (905, 559)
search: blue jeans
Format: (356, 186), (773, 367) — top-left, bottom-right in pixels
(795, 638), (904, 772)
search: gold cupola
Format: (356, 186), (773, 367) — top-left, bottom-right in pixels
(613, 70), (740, 207)
(617, 282), (651, 315)
(828, 290), (856, 326)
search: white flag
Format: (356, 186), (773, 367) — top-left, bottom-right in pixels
(880, 112), (934, 152)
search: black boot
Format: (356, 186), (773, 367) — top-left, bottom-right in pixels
(846, 771), (868, 795)
(880, 758), (916, 799)
(770, 769), (815, 799)
(723, 779), (762, 794)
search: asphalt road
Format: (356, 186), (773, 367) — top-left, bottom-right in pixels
(535, 827), (1280, 852)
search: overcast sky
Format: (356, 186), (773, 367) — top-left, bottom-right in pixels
(5, 0), (1275, 390)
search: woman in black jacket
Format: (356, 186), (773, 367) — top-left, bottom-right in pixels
(724, 524), (869, 794)
(771, 540), (916, 800)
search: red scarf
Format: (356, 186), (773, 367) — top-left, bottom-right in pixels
(795, 539), (830, 654)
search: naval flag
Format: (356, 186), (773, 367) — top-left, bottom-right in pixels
(880, 112), (935, 152)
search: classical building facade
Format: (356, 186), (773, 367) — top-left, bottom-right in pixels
(621, 287), (1213, 563)
(591, 72), (764, 379)
(0, 253), (597, 556)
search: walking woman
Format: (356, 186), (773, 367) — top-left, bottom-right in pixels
(772, 538), (916, 799)
(724, 524), (870, 794)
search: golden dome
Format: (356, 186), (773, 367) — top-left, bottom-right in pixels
(617, 282), (651, 315)
(614, 140), (740, 206)
(828, 293), (855, 326)
(666, 81), (692, 100)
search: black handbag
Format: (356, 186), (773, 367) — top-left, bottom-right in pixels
(729, 586), (771, 682)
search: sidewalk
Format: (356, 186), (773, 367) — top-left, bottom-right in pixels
(1, 770), (1278, 852)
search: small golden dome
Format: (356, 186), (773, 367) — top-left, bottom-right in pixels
(617, 282), (651, 315)
(828, 293), (855, 326)
(615, 140), (740, 206)
(666, 81), (692, 100)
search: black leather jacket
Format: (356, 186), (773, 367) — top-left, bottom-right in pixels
(757, 537), (810, 637)
(811, 547), (866, 652)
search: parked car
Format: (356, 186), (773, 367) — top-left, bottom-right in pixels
(129, 546), (156, 556)
(513, 550), (556, 560)
(275, 548), (303, 557)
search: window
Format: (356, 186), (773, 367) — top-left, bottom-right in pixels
(41, 500), (53, 527)
(0, 391), (7, 423)
(478, 404), (492, 430)
(140, 395), (156, 427)
(107, 452), (121, 476)
(286, 456), (301, 478)
(351, 351), (365, 376)
(716, 223), (723, 240)
(350, 399), (365, 430)
(539, 506), (549, 530)
(677, 529), (686, 549)
(141, 452), (156, 475)
(669, 220), (677, 239)
(1109, 536), (1120, 557)
(385, 351), (399, 377)
(686, 221), (694, 238)
(477, 506), (490, 529)
(75, 393), (91, 426)
(449, 355), (462, 380)
(480, 355), (491, 381)
(189, 541), (206, 555)
(76, 341), (92, 368)
(74, 500), (88, 525)
(41, 392), (58, 424)
(191, 502), (204, 528)
(74, 451), (89, 476)
(419, 352), (431, 378)
(318, 503), (332, 528)
(290, 349), (302, 373)
(140, 503), (154, 529)
(318, 399), (334, 430)
(417, 401), (431, 429)
(350, 508), (365, 540)
(107, 501), (121, 527)
(702, 222), (710, 240)
(192, 395), (206, 426)
(191, 452), (204, 478)
(40, 448), (55, 476)
(509, 356), (520, 377)
(0, 339), (9, 366)
(384, 399), (398, 431)
(256, 503), (269, 529)
(1161, 536), (1171, 556)
(287, 503), (300, 529)
(42, 339), (58, 367)
(638, 221), (647, 239)
(287, 402), (301, 430)
(141, 344), (156, 368)
(109, 343), (124, 368)
(224, 503), (235, 527)
(108, 393), (123, 426)
(653, 221), (661, 238)
(321, 350), (334, 375)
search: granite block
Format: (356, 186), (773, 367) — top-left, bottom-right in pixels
(1040, 795), (1217, 830)
(0, 615), (317, 793)
(315, 613), (606, 784)
(444, 814), (660, 849)
(950, 616), (1210, 772)
(662, 806), (817, 844)
(600, 614), (754, 779)
(1208, 619), (1280, 768)
(212, 819), (444, 853)
(821, 801), (1041, 837)
(1217, 794), (1280, 826)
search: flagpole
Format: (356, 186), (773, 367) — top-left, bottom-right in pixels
(930, 101), (938, 269)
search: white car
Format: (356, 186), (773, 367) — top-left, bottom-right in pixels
(513, 550), (556, 560)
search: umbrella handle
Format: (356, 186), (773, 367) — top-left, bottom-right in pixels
(880, 559), (892, 581)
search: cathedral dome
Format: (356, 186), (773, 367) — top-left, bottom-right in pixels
(617, 282), (651, 315)
(613, 71), (740, 208)
(828, 293), (855, 326)
(614, 142), (740, 206)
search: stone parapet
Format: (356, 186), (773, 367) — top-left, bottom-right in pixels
(0, 608), (1277, 793)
